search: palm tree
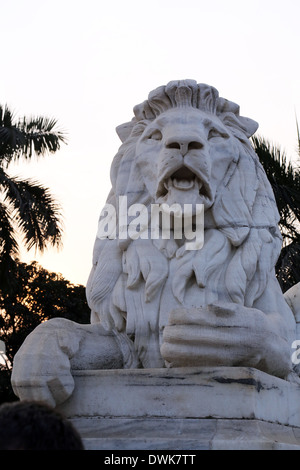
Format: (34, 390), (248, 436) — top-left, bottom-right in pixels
(0, 105), (66, 292)
(252, 133), (300, 292)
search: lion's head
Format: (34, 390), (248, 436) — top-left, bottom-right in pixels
(86, 80), (290, 369)
(130, 82), (257, 212)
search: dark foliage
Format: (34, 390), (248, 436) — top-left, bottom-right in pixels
(252, 135), (300, 291)
(0, 105), (66, 292)
(0, 261), (90, 403)
(0, 261), (90, 364)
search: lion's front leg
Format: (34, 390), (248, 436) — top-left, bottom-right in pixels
(11, 318), (126, 407)
(160, 302), (295, 379)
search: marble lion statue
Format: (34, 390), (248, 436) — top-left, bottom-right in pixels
(12, 80), (298, 407)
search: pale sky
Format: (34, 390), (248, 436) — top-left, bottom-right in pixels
(1, 0), (300, 286)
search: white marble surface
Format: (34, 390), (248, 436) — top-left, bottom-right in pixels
(87, 80), (296, 376)
(57, 366), (300, 450)
(57, 367), (300, 427)
(75, 419), (300, 450)
(285, 283), (300, 323)
(11, 80), (298, 409)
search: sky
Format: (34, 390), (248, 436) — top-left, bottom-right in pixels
(1, 0), (300, 286)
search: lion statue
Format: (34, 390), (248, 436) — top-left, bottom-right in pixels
(12, 80), (298, 407)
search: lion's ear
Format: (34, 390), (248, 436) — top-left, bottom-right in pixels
(217, 97), (259, 139)
(222, 113), (259, 140)
(116, 121), (135, 142)
(238, 116), (259, 138)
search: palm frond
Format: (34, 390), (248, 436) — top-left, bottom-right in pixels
(0, 104), (67, 164)
(16, 179), (63, 252)
(0, 105), (13, 127)
(296, 114), (300, 161)
(0, 169), (63, 252)
(0, 105), (25, 165)
(0, 200), (19, 259)
(0, 105), (65, 293)
(0, 199), (20, 291)
(17, 116), (67, 159)
(252, 135), (300, 291)
(252, 135), (300, 245)
(276, 238), (300, 292)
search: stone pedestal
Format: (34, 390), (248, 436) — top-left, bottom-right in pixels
(57, 367), (300, 450)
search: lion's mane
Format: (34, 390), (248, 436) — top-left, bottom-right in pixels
(86, 80), (282, 368)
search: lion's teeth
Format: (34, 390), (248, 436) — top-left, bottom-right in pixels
(164, 178), (173, 190)
(172, 178), (195, 190)
(195, 179), (202, 190)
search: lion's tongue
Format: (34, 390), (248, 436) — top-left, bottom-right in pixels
(172, 178), (195, 190)
(159, 177), (202, 206)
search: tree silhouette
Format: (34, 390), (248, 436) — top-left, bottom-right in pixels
(252, 135), (300, 292)
(0, 105), (66, 292)
(0, 261), (91, 403)
(0, 261), (90, 365)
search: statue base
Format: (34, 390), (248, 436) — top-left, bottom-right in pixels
(57, 367), (300, 450)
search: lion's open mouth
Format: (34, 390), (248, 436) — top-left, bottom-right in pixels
(157, 166), (208, 200)
(166, 167), (196, 191)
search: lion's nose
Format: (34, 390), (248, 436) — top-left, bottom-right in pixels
(165, 138), (204, 156)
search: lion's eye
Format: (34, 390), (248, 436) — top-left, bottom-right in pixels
(148, 130), (162, 141)
(208, 129), (229, 141)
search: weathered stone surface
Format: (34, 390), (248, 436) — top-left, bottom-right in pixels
(11, 81), (298, 408)
(58, 367), (300, 450)
(285, 282), (300, 323)
(75, 419), (300, 450)
(10, 81), (300, 450)
(57, 367), (300, 425)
